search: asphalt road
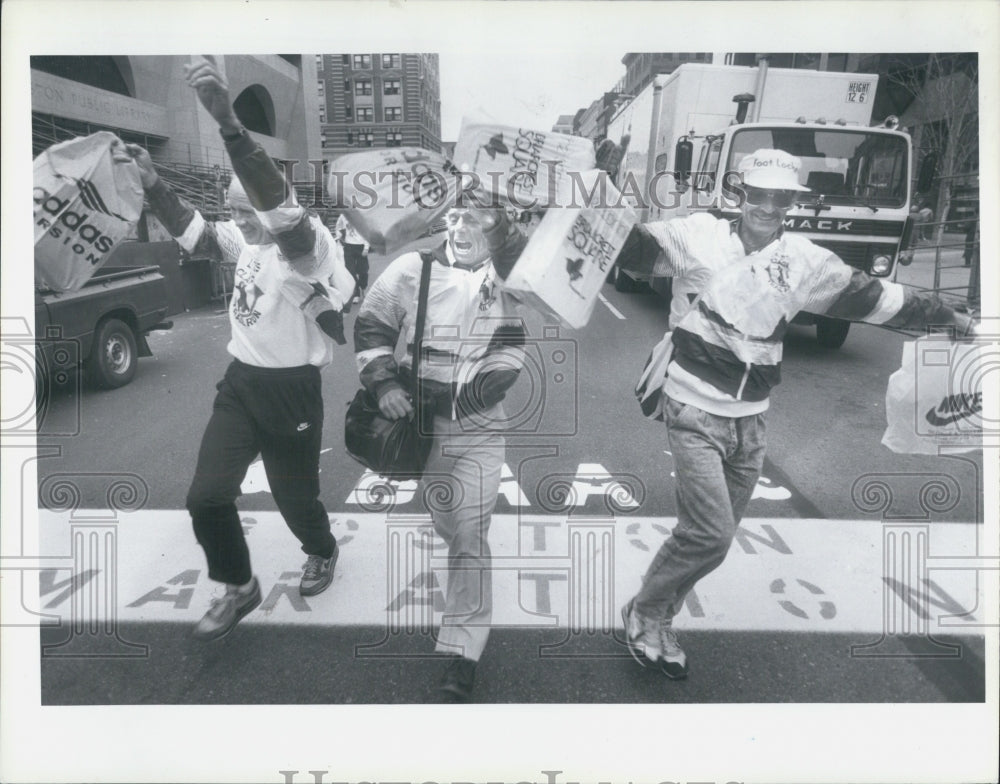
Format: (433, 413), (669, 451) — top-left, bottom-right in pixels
(35, 241), (983, 522)
(40, 625), (984, 704)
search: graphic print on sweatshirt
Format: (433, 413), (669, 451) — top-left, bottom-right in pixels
(233, 255), (265, 327)
(764, 251), (792, 294)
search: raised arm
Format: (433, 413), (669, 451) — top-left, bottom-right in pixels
(124, 142), (244, 263)
(804, 252), (977, 336)
(184, 56), (331, 278)
(613, 215), (703, 280)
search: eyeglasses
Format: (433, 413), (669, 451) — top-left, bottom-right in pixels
(742, 186), (798, 209)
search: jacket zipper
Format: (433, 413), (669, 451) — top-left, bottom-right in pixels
(736, 362), (751, 399)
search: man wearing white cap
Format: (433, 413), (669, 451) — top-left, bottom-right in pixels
(615, 148), (978, 680)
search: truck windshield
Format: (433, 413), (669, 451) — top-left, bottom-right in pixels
(727, 128), (908, 208)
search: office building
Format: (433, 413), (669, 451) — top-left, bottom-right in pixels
(31, 55), (323, 172)
(316, 53), (442, 160)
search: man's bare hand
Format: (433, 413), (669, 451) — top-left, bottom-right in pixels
(184, 56), (241, 134)
(120, 143), (159, 189)
(378, 388), (414, 420)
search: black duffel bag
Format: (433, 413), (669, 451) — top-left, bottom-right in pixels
(344, 252), (434, 480)
(344, 387), (434, 480)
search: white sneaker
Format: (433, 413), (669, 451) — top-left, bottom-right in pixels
(621, 598), (660, 666)
(656, 616), (688, 680)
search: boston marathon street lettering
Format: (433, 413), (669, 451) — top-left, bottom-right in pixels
(34, 510), (983, 634)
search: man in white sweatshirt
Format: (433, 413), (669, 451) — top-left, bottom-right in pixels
(125, 56), (355, 641)
(616, 148), (979, 680)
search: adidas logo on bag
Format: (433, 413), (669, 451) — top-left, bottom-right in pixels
(73, 178), (127, 220)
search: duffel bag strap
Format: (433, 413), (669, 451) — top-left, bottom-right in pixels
(410, 252), (434, 431)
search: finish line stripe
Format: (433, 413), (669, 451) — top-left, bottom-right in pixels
(22, 510), (987, 636)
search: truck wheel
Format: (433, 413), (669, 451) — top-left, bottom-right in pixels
(815, 317), (851, 349)
(86, 318), (138, 389)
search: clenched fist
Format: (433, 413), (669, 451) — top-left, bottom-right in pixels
(185, 56), (242, 135)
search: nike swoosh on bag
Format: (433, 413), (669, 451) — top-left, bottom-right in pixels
(297, 422), (310, 431)
(925, 407), (979, 427)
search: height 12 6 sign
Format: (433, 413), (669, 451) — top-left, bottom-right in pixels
(847, 81), (872, 103)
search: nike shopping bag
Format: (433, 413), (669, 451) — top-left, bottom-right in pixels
(882, 336), (985, 454)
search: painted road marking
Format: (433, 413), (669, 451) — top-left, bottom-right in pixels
(245, 458), (795, 508)
(597, 292), (626, 320)
(242, 448), (333, 495)
(28, 510), (986, 638)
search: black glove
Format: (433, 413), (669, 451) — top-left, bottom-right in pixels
(456, 368), (520, 417)
(595, 134), (630, 179)
(481, 207), (527, 280)
(317, 310), (346, 345)
(614, 222), (663, 278)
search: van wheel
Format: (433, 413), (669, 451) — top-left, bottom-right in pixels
(816, 317), (850, 349)
(86, 318), (138, 389)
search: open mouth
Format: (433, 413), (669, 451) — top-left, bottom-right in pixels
(454, 240), (472, 252)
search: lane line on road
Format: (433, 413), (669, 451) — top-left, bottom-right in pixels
(761, 456), (827, 519)
(597, 292), (626, 320)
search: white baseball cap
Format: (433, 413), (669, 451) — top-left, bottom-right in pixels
(738, 148), (811, 192)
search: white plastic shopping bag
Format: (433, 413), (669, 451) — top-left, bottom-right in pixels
(327, 147), (457, 255)
(33, 131), (144, 291)
(503, 170), (637, 329)
(882, 336), (985, 454)
(452, 118), (596, 209)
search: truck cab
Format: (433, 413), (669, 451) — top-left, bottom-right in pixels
(35, 259), (173, 393)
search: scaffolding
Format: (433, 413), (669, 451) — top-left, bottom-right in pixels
(906, 171), (979, 313)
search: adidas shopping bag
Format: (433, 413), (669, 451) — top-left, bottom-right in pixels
(34, 131), (144, 291)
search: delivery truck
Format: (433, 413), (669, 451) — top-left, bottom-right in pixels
(606, 61), (933, 347)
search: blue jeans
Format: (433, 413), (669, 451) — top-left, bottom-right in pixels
(635, 397), (767, 620)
